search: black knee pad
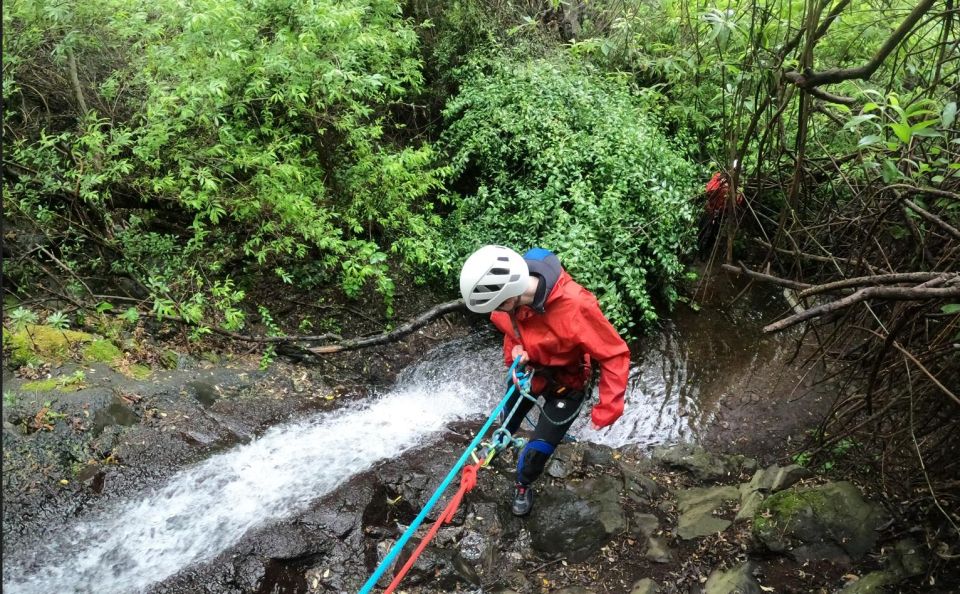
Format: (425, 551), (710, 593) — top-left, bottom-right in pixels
(516, 439), (555, 485)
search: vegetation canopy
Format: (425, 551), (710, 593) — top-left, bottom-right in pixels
(442, 58), (698, 331)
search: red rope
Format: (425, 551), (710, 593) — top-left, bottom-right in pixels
(382, 463), (480, 594)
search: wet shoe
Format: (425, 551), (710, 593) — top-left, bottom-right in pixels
(511, 483), (534, 516)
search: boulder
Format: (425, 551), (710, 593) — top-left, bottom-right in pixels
(704, 563), (762, 594)
(645, 536), (673, 563)
(675, 486), (739, 540)
(529, 476), (626, 562)
(652, 443), (754, 482)
(753, 481), (885, 562)
(629, 578), (660, 594)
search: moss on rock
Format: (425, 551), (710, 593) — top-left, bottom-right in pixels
(82, 339), (123, 363)
(127, 364), (152, 380)
(6, 325), (94, 366)
(21, 378), (60, 392)
(753, 481), (884, 561)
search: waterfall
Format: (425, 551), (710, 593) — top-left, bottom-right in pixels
(3, 329), (696, 593)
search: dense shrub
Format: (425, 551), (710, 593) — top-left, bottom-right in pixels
(3, 0), (444, 325)
(440, 58), (698, 331)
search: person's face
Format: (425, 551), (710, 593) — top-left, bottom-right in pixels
(496, 296), (520, 313)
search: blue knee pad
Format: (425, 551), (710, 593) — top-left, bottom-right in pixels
(517, 439), (555, 485)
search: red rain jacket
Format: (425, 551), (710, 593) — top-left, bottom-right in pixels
(705, 172), (744, 216)
(490, 270), (630, 428)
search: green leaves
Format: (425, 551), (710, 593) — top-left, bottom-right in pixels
(5, 0), (447, 331)
(441, 58), (697, 331)
(8, 307), (38, 332)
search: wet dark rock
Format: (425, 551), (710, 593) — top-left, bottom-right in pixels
(393, 541), (480, 589)
(581, 442), (618, 468)
(528, 475), (625, 562)
(547, 443), (584, 478)
(187, 381), (220, 407)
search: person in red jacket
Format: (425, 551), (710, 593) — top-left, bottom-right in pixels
(697, 171), (745, 259)
(459, 245), (631, 515)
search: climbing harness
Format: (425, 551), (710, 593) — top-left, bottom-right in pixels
(357, 357), (595, 594)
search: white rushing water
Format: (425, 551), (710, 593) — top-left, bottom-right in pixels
(2, 336), (504, 594)
(3, 331), (696, 594)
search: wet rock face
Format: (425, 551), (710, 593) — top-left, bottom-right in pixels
(753, 481), (886, 561)
(528, 474), (626, 562)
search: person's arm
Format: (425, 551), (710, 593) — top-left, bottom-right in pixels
(576, 298), (630, 428)
(490, 312), (523, 367)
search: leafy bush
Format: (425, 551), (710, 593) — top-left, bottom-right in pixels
(441, 58), (697, 331)
(3, 0), (446, 327)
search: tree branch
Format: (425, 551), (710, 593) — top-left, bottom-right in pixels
(67, 49), (89, 115)
(785, 0), (936, 89)
(903, 199), (960, 242)
(764, 284), (960, 333)
(752, 238), (880, 274)
(309, 299), (466, 354)
(799, 272), (957, 298)
(721, 262), (813, 290)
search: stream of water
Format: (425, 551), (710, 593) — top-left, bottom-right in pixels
(3, 288), (791, 593)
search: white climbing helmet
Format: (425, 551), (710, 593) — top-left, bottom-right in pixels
(459, 245), (529, 313)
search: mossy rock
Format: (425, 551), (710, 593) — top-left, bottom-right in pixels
(83, 340), (123, 363)
(5, 325), (125, 368)
(21, 378), (61, 392)
(126, 364), (152, 380)
(753, 481), (884, 561)
(6, 325), (95, 366)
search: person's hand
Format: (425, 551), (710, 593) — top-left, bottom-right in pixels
(511, 345), (529, 366)
(590, 421), (602, 431)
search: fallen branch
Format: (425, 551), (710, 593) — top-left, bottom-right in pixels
(309, 299), (466, 354)
(721, 262), (813, 290)
(798, 272), (957, 298)
(764, 284), (960, 333)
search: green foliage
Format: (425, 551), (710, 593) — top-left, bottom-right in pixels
(8, 307), (38, 332)
(45, 311), (70, 330)
(841, 92), (960, 185)
(441, 58), (697, 330)
(3, 391), (17, 408)
(4, 0), (448, 329)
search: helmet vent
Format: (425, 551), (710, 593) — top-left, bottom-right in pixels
(490, 267), (509, 275)
(509, 274), (521, 282)
(479, 284), (501, 292)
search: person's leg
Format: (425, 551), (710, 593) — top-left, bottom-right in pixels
(696, 211), (718, 260)
(511, 391), (585, 515)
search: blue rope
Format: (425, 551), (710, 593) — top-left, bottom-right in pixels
(357, 357), (529, 594)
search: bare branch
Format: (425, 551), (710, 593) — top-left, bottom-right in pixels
(67, 49), (89, 115)
(310, 300), (466, 354)
(721, 262), (813, 290)
(799, 272), (958, 298)
(752, 238), (880, 273)
(903, 199), (960, 242)
(764, 285), (960, 333)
